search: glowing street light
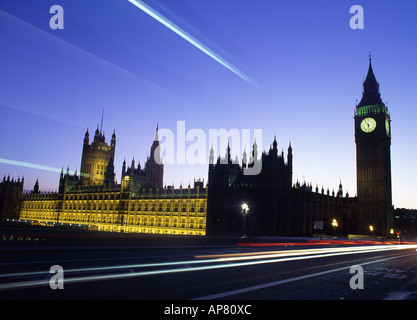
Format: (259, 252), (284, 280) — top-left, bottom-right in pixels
(241, 203), (250, 238)
(241, 203), (249, 214)
(369, 225), (374, 238)
(331, 219), (338, 237)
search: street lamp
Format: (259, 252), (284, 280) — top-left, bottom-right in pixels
(369, 225), (374, 238)
(241, 203), (249, 214)
(241, 203), (249, 238)
(332, 219), (338, 237)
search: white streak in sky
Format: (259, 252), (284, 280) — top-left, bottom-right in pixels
(128, 0), (257, 86)
(0, 158), (90, 177)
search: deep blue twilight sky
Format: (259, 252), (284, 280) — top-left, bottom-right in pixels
(0, 0), (416, 209)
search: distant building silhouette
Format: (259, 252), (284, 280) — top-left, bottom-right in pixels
(121, 125), (164, 192)
(207, 137), (357, 236)
(0, 176), (23, 222)
(206, 58), (394, 237)
(394, 208), (417, 238)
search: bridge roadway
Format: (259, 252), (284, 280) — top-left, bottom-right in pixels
(1, 226), (417, 315)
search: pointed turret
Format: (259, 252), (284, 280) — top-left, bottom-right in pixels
(33, 178), (39, 194)
(131, 158), (135, 175)
(287, 142), (293, 165)
(149, 123), (161, 164)
(110, 129), (116, 154)
(337, 180), (343, 197)
(270, 135), (278, 157)
(145, 125), (164, 189)
(272, 135), (277, 150)
(357, 55), (383, 108)
(104, 156), (115, 185)
(209, 144), (214, 165)
(252, 140), (258, 161)
(154, 123), (159, 142)
(242, 147), (247, 168)
(122, 158), (126, 178)
(287, 142), (293, 187)
(226, 142), (231, 164)
(84, 128), (89, 145)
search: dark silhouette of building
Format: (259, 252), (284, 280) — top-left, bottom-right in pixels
(394, 208), (417, 238)
(0, 176), (24, 222)
(207, 58), (394, 237)
(207, 138), (357, 236)
(121, 125), (164, 192)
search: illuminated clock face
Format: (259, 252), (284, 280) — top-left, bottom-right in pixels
(360, 117), (376, 133)
(385, 118), (390, 134)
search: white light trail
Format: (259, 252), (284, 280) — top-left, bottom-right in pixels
(128, 0), (257, 85)
(1, 244), (416, 291)
(193, 252), (417, 300)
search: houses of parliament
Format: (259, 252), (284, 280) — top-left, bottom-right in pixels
(14, 124), (208, 236)
(0, 59), (408, 237)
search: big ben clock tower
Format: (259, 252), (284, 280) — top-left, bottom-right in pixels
(354, 56), (393, 236)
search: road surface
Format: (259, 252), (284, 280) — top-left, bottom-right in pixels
(1, 237), (417, 302)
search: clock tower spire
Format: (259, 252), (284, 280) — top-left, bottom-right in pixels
(354, 56), (393, 236)
(357, 55), (383, 108)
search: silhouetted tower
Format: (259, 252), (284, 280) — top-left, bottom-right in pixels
(354, 55), (393, 235)
(145, 124), (163, 188)
(33, 178), (39, 194)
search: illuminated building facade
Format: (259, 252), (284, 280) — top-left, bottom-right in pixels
(19, 180), (207, 235)
(18, 124), (207, 236)
(80, 124), (116, 187)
